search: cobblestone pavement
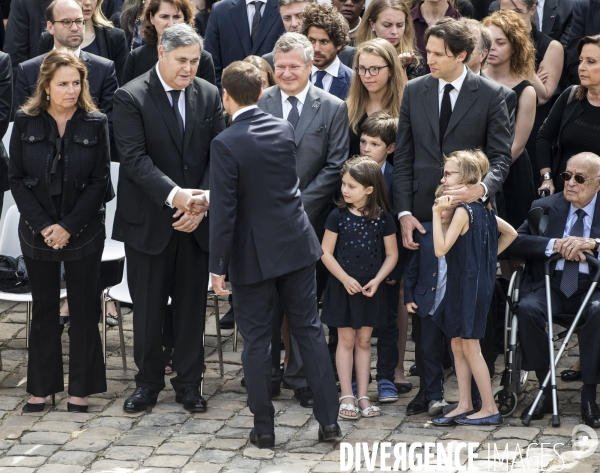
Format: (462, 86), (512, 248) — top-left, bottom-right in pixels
(0, 298), (597, 473)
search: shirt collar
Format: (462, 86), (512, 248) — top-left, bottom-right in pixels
(569, 193), (598, 220)
(381, 161), (387, 174)
(438, 65), (468, 95)
(246, 0), (263, 5)
(232, 104), (258, 122)
(280, 81), (311, 106)
(52, 45), (81, 57)
(311, 56), (341, 78)
(155, 63), (186, 93)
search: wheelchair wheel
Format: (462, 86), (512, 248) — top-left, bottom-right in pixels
(493, 386), (518, 417)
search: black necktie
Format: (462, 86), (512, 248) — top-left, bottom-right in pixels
(439, 83), (454, 150)
(560, 208), (587, 297)
(251, 1), (262, 45)
(314, 70), (326, 90)
(287, 96), (300, 129)
(170, 90), (184, 141)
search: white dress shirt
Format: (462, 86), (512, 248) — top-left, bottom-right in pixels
(246, 0), (265, 35)
(310, 56), (341, 93)
(281, 81), (311, 120)
(156, 63), (188, 207)
(545, 194), (598, 274)
(53, 46), (81, 57)
(536, 0), (545, 31)
(429, 256), (447, 315)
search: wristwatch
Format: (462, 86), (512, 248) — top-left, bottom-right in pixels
(542, 172), (552, 181)
(594, 238), (600, 251)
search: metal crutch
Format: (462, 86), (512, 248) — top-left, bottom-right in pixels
(522, 253), (600, 426)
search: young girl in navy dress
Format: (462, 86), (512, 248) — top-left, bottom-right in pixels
(321, 157), (398, 419)
(431, 150), (517, 426)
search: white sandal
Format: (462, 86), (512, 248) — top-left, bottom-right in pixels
(339, 395), (358, 420)
(357, 396), (381, 417)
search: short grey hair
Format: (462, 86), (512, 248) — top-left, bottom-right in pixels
(278, 0), (316, 9)
(273, 32), (313, 64)
(160, 23), (203, 54)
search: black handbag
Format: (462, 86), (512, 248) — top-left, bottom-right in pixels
(0, 255), (30, 294)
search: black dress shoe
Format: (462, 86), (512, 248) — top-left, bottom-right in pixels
(560, 369), (582, 382)
(294, 386), (314, 408)
(22, 402), (45, 413)
(175, 386), (207, 412)
(219, 308), (235, 329)
(408, 364), (418, 376)
(520, 392), (553, 420)
(249, 428), (275, 449)
(67, 402), (88, 413)
(123, 387), (159, 412)
(406, 389), (428, 416)
(581, 401), (600, 428)
(318, 423), (342, 442)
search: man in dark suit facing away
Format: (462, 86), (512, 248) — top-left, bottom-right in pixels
(394, 18), (512, 416)
(204, 0), (286, 89)
(13, 0), (118, 129)
(112, 23), (225, 413)
(205, 61), (341, 449)
(303, 3), (354, 100)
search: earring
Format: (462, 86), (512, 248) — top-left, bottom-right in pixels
(46, 94), (50, 101)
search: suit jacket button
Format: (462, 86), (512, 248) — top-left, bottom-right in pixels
(184, 165), (188, 170)
(83, 139), (89, 144)
(29, 136), (34, 142)
(432, 287), (435, 291)
(219, 258), (223, 266)
(433, 273), (437, 277)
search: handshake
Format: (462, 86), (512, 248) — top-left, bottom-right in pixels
(172, 188), (210, 215)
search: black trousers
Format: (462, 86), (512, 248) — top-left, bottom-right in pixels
(516, 272), (600, 384)
(374, 282), (400, 382)
(233, 263), (339, 435)
(126, 231), (208, 392)
(24, 246), (106, 397)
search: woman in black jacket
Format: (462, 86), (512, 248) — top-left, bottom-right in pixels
(38, 0), (128, 84)
(9, 50), (110, 413)
(538, 35), (600, 195)
(121, 0), (215, 86)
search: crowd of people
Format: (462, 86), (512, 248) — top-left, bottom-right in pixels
(0, 0), (600, 449)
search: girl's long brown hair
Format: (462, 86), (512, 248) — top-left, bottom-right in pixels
(336, 156), (391, 220)
(357, 0), (416, 56)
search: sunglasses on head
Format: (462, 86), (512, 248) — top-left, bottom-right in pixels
(560, 171), (591, 184)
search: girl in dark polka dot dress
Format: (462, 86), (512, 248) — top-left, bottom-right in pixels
(321, 157), (399, 419)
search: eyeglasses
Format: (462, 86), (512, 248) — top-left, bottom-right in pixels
(442, 170), (459, 179)
(355, 65), (389, 76)
(560, 171), (593, 184)
(52, 18), (85, 28)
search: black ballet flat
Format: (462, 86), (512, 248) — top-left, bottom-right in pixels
(67, 402), (88, 413)
(22, 402), (45, 413)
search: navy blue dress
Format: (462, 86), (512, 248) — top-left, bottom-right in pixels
(433, 202), (498, 339)
(320, 208), (397, 329)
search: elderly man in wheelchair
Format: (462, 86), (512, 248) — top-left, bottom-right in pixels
(507, 152), (600, 428)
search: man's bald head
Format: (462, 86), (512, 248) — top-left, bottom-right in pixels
(563, 153), (600, 208)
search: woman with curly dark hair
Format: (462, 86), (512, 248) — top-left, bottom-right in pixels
(121, 0), (215, 85)
(483, 10), (537, 229)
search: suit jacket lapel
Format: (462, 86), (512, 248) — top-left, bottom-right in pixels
(147, 68), (183, 154)
(421, 75), (440, 147)
(251, 0), (278, 54)
(264, 87), (283, 119)
(546, 197), (571, 238)
(591, 194), (600, 238)
(183, 84), (197, 155)
(230, 0), (251, 57)
(542, 0), (558, 36)
(444, 70), (478, 138)
(294, 85), (320, 146)
(94, 26), (110, 59)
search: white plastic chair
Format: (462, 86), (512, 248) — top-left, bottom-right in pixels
(102, 162), (125, 263)
(0, 206), (67, 351)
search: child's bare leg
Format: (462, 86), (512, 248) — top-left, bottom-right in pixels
(355, 327), (375, 410)
(337, 327), (358, 418)
(444, 337), (473, 417)
(394, 281), (409, 384)
(462, 339), (498, 418)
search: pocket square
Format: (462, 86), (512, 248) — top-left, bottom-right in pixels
(316, 126), (327, 133)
